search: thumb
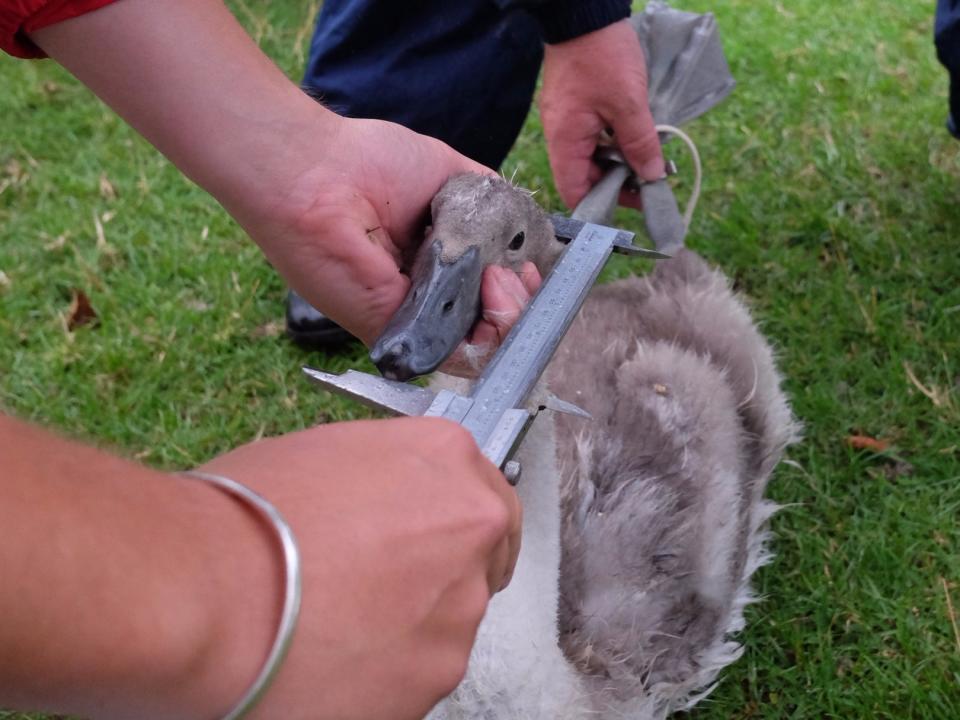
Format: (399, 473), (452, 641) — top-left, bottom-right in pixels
(281, 214), (411, 347)
(543, 120), (606, 210)
(479, 263), (538, 339)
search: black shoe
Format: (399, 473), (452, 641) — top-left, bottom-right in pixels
(285, 290), (357, 350)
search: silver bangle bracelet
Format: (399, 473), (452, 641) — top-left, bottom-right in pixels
(183, 471), (302, 720)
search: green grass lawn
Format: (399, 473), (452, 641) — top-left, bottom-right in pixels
(1, 1), (958, 718)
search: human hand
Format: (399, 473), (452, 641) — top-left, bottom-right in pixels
(189, 418), (521, 720)
(539, 19), (664, 211)
(0, 413), (516, 720)
(238, 116), (496, 346)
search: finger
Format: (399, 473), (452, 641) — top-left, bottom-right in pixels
(275, 212), (410, 346)
(485, 531), (512, 596)
(610, 107), (663, 184)
(390, 145), (497, 241)
(479, 463), (522, 595)
(500, 485), (522, 592)
(543, 113), (607, 209)
(480, 265), (531, 337)
(317, 230), (410, 346)
(354, 121), (498, 245)
(516, 261), (542, 296)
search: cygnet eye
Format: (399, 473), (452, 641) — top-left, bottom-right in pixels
(442, 300), (455, 314)
(509, 231), (525, 251)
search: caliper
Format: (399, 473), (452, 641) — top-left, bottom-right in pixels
(303, 210), (666, 485)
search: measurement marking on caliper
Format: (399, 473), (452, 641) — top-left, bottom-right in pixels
(460, 224), (620, 450)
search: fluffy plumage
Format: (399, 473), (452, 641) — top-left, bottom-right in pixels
(427, 173), (563, 270)
(550, 250), (796, 715)
(420, 174), (798, 719)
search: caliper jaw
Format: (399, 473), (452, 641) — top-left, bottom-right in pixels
(302, 367), (435, 417)
(302, 367), (588, 485)
(549, 216), (670, 259)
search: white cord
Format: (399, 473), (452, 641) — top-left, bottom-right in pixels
(654, 123), (703, 230)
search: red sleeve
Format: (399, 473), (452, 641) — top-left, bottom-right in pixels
(1, 0), (121, 59)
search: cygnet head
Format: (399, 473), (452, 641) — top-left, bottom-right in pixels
(370, 173), (564, 381)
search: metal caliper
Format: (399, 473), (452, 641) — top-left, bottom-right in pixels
(302, 214), (667, 486)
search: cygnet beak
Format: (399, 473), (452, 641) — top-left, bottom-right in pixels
(370, 240), (482, 381)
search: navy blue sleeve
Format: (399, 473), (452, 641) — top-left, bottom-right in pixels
(935, 0), (960, 137)
(495, 0), (632, 44)
(936, 0), (960, 70)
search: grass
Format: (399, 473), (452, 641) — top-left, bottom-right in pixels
(1, 0), (958, 718)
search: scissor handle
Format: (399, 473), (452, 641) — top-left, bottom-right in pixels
(571, 149), (686, 254)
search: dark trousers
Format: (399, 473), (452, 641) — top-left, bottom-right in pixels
(302, 0), (545, 168)
(936, 0), (960, 135)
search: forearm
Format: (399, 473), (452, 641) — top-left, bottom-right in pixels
(20, 0), (503, 346)
(0, 414), (277, 718)
(28, 0), (337, 231)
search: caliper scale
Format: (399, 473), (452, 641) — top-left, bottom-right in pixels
(303, 216), (667, 485)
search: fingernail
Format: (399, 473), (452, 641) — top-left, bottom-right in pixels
(639, 157), (667, 183)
